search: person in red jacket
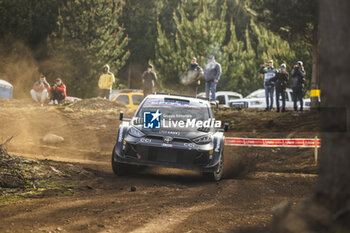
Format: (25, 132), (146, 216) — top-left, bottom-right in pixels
(49, 78), (66, 105)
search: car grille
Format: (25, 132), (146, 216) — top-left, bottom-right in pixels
(230, 101), (248, 108)
(124, 144), (209, 165)
(145, 135), (192, 143)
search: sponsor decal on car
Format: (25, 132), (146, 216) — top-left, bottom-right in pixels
(161, 143), (173, 148)
(140, 138), (152, 143)
(159, 130), (180, 136)
(118, 127), (124, 142)
(214, 138), (221, 152)
(184, 143), (199, 149)
(144, 101), (205, 109)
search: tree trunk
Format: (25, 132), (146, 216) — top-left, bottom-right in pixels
(310, 25), (320, 109)
(128, 63), (131, 88)
(318, 0), (350, 219)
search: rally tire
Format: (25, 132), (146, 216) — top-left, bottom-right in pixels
(203, 151), (224, 181)
(111, 147), (128, 176)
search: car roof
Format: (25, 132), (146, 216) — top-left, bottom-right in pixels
(216, 91), (242, 95)
(248, 88), (292, 94)
(197, 91), (242, 96)
(245, 88), (293, 98)
(116, 92), (143, 96)
(0, 79), (13, 88)
(111, 89), (143, 94)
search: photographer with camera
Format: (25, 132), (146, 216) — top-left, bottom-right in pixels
(183, 57), (203, 96)
(291, 61), (306, 111)
(271, 63), (289, 112)
(30, 75), (50, 106)
(259, 59), (277, 111)
(49, 78), (66, 105)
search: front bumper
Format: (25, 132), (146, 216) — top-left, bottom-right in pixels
(113, 135), (222, 172)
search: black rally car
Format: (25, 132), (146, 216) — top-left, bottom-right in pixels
(112, 93), (228, 180)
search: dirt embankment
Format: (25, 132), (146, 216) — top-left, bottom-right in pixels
(0, 98), (132, 163)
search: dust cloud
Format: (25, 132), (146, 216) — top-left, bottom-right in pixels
(0, 39), (40, 98)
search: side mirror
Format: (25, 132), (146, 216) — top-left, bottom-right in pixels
(119, 111), (124, 121)
(224, 122), (229, 132)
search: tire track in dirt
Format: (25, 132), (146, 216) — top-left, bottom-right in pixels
(128, 203), (216, 233)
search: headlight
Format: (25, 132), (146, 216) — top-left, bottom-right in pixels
(193, 135), (212, 144)
(128, 127), (145, 137)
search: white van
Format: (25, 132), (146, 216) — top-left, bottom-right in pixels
(196, 91), (243, 107)
(229, 88), (310, 109)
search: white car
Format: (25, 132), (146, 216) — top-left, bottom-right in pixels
(229, 88), (310, 110)
(196, 91), (243, 107)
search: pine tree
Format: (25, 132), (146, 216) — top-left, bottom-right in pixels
(220, 19), (296, 96)
(155, 0), (227, 90)
(49, 0), (129, 97)
(248, 0), (319, 107)
(219, 20), (250, 95)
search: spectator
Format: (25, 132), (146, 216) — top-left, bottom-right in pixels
(271, 64), (289, 112)
(204, 55), (221, 101)
(141, 64), (157, 98)
(259, 60), (277, 111)
(30, 75), (50, 106)
(98, 64), (115, 99)
(291, 61), (306, 111)
(184, 57), (203, 96)
(49, 78), (66, 105)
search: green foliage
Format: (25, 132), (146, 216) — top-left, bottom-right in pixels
(121, 0), (158, 63)
(248, 0), (318, 44)
(48, 0), (130, 97)
(155, 0), (227, 89)
(220, 19), (296, 96)
(0, 0), (59, 48)
(248, 0), (318, 91)
(0, 0), (315, 97)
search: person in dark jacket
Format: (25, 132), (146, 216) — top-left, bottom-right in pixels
(291, 61), (306, 111)
(183, 57), (203, 96)
(141, 64), (157, 98)
(204, 55), (221, 101)
(271, 63), (289, 112)
(259, 60), (277, 111)
(49, 78), (66, 105)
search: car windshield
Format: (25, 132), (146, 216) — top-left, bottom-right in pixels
(246, 90), (265, 99)
(136, 98), (210, 121)
(228, 95), (241, 101)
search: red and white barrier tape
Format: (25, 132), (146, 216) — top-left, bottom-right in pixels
(224, 137), (321, 148)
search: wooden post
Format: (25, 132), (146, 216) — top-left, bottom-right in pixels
(314, 136), (318, 165)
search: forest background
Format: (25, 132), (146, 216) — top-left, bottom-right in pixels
(0, 0), (318, 98)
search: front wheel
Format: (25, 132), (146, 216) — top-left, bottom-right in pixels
(203, 152), (224, 181)
(111, 147), (128, 176)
